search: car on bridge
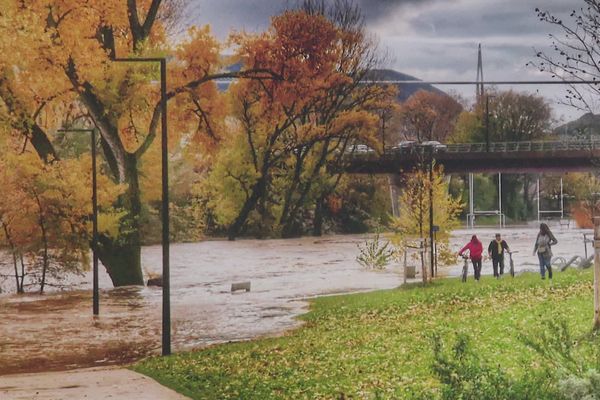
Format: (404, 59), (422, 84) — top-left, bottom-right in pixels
(418, 140), (448, 152)
(390, 140), (447, 154)
(346, 144), (375, 153)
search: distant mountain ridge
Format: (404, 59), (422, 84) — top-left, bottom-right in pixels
(554, 112), (600, 138)
(366, 69), (446, 102)
(219, 64), (446, 101)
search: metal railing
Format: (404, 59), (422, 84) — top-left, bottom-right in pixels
(343, 139), (600, 159)
(445, 139), (600, 153)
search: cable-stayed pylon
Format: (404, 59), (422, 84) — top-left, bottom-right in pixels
(476, 44), (484, 106)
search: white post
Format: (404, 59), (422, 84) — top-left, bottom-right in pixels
(498, 173), (502, 228)
(388, 175), (399, 218)
(537, 176), (540, 222)
(560, 177), (564, 219)
(469, 173), (474, 229)
(594, 217), (600, 330)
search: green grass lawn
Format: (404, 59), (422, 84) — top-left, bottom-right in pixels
(133, 270), (595, 399)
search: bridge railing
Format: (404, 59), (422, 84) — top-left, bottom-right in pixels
(444, 139), (600, 153)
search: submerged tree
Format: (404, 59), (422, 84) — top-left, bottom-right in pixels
(0, 1), (271, 285)
(200, 4), (394, 239)
(0, 138), (121, 293)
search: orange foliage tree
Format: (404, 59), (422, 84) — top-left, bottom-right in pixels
(0, 0), (272, 285)
(0, 137), (122, 293)
(200, 4), (395, 239)
(398, 90), (463, 143)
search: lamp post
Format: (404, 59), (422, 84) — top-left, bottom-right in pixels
(484, 94), (496, 153)
(58, 128), (99, 315)
(113, 57), (171, 356)
(429, 149), (436, 278)
(485, 95), (490, 152)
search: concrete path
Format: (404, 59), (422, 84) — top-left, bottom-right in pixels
(0, 367), (190, 400)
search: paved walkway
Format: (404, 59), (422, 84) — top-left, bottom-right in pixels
(0, 367), (190, 400)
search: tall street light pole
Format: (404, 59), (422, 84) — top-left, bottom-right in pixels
(429, 149), (435, 279)
(485, 95), (490, 152)
(58, 128), (99, 315)
(113, 57), (171, 356)
(484, 94), (496, 153)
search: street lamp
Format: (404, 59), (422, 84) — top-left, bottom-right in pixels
(112, 56), (171, 356)
(428, 149), (434, 278)
(58, 128), (99, 316)
(485, 94), (496, 152)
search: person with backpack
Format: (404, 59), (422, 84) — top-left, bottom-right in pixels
(488, 233), (510, 278)
(459, 235), (483, 281)
(533, 223), (558, 280)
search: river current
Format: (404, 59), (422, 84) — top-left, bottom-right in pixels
(0, 226), (590, 374)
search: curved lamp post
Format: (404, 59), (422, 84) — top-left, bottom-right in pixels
(112, 56), (171, 356)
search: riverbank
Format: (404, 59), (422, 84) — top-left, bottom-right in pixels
(0, 228), (590, 375)
(134, 269), (595, 399)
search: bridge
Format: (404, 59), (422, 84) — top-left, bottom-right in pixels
(343, 140), (600, 174)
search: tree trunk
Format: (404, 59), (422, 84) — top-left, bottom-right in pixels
(97, 235), (143, 286)
(312, 195), (325, 236)
(228, 177), (266, 240)
(523, 174), (532, 220)
(281, 143), (330, 237)
(96, 154), (145, 286)
(19, 254), (25, 293)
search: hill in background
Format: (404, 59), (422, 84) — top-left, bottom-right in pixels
(366, 69), (446, 102)
(220, 63), (445, 102)
(554, 112), (600, 138)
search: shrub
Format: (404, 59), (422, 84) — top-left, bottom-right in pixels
(426, 333), (560, 400)
(356, 231), (395, 270)
(520, 319), (600, 400)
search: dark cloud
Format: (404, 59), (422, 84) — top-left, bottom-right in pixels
(405, 0), (575, 39)
(185, 0), (586, 120)
(186, 0), (432, 38)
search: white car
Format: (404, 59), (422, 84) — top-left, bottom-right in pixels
(347, 144), (374, 153)
(418, 140), (448, 151)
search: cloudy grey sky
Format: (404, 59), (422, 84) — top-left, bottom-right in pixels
(186, 0), (583, 123)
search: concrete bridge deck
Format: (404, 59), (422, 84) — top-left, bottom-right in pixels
(343, 140), (600, 174)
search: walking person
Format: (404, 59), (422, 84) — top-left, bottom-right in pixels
(459, 235), (483, 281)
(533, 223), (558, 280)
(488, 233), (510, 278)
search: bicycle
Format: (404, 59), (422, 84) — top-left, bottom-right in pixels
(507, 251), (518, 278)
(460, 253), (470, 283)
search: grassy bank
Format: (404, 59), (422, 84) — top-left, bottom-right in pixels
(134, 270), (596, 399)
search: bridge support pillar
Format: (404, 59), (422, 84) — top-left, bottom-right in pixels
(467, 173), (504, 229)
(388, 175), (400, 218)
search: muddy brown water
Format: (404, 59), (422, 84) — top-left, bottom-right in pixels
(0, 228), (590, 375)
(0, 235), (403, 375)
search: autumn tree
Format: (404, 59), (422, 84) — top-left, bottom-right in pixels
(392, 166), (463, 283)
(447, 90), (554, 221)
(0, 136), (121, 293)
(486, 90), (552, 142)
(397, 90), (463, 143)
(201, 4), (391, 240)
(0, 1), (272, 286)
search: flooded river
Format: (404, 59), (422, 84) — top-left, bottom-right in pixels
(0, 226), (591, 374)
